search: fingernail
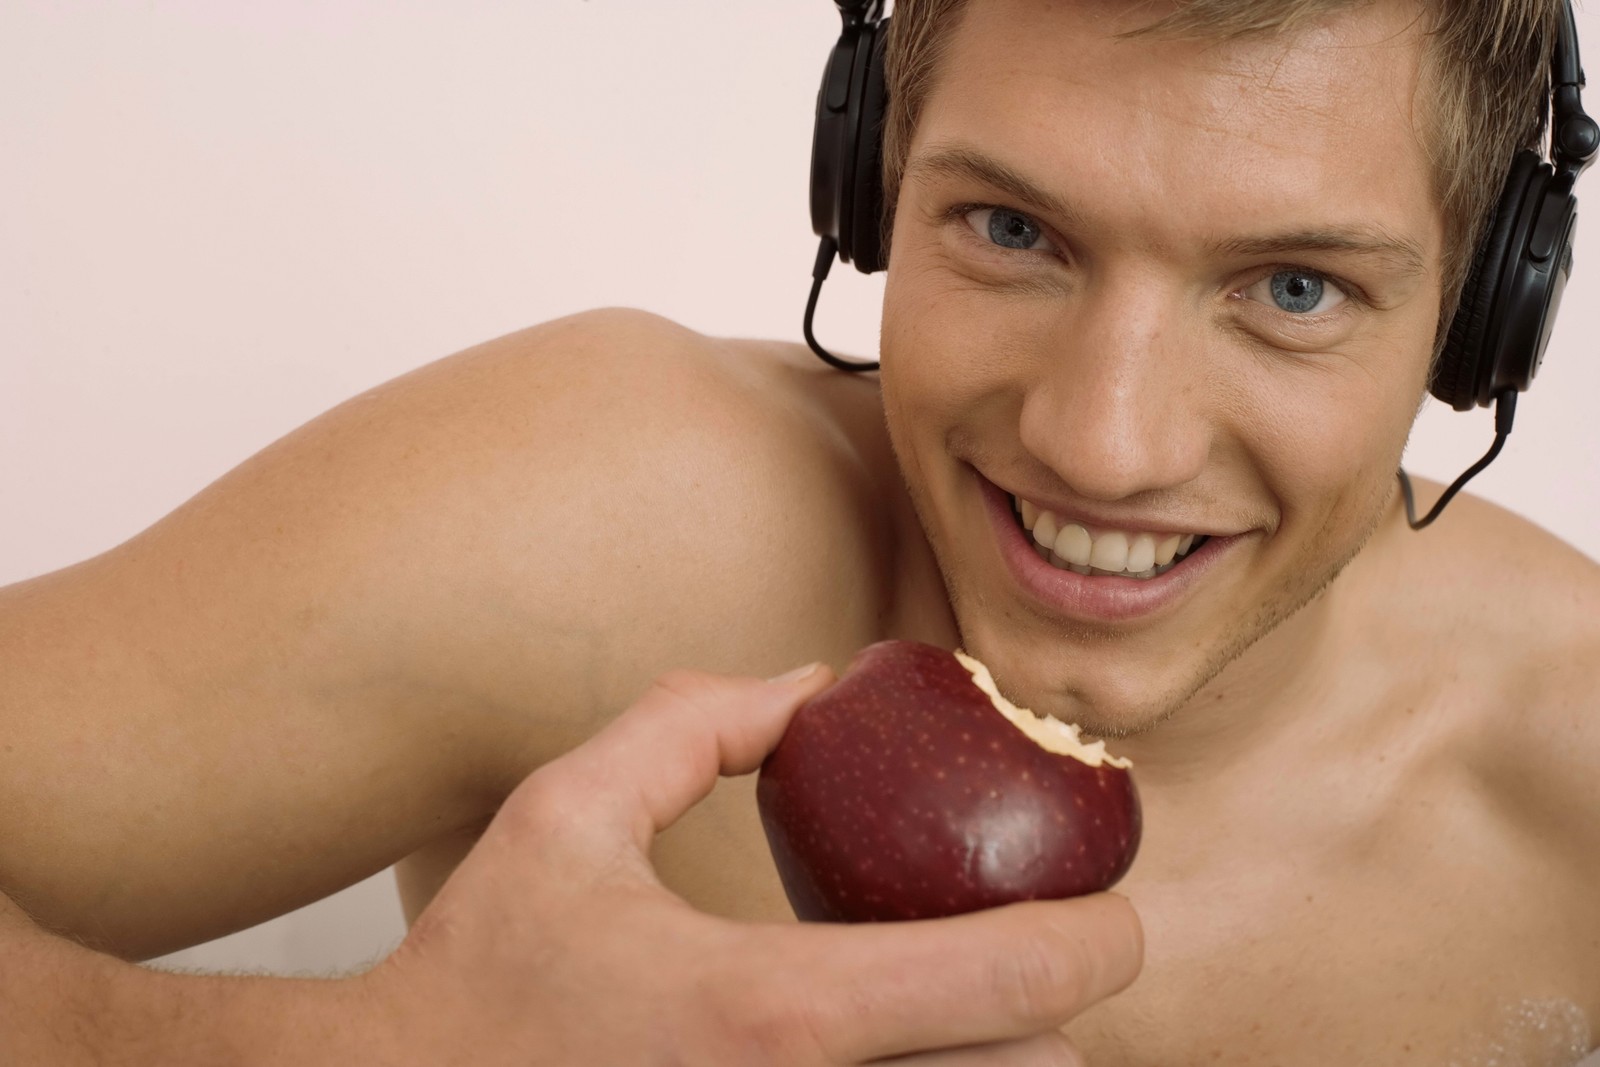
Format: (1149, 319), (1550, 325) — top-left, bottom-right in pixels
(767, 662), (822, 685)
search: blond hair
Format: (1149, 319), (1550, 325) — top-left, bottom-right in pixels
(880, 0), (1563, 355)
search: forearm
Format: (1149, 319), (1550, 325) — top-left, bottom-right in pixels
(0, 896), (376, 1066)
(0, 543), (500, 959)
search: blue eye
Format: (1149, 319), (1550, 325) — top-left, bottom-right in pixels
(1244, 269), (1347, 314)
(989, 209), (1041, 249)
(963, 207), (1055, 252)
(1272, 272), (1322, 312)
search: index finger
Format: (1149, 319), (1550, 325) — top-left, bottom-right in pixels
(534, 664), (835, 852)
(761, 892), (1143, 1063)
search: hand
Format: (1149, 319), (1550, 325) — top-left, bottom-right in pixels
(355, 663), (1143, 1065)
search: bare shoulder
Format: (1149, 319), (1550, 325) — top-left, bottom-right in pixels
(1435, 484), (1595, 654)
(1381, 476), (1597, 639)
(394, 306), (896, 741)
(1392, 480), (1600, 862)
(389, 312), (901, 920)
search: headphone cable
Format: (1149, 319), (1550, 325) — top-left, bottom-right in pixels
(804, 236), (881, 372)
(1398, 388), (1517, 530)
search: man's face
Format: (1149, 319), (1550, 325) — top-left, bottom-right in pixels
(878, 0), (1446, 736)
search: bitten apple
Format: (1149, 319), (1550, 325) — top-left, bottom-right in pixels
(756, 639), (1140, 923)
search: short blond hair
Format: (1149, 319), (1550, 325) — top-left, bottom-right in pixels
(880, 0), (1563, 356)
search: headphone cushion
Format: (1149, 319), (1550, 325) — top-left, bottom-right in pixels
(850, 22), (890, 272)
(1435, 151), (1539, 410)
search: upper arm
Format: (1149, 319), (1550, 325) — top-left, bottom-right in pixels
(0, 308), (884, 958)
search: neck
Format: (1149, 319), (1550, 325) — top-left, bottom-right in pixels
(1104, 560), (1361, 794)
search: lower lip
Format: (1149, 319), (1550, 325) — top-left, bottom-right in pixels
(977, 472), (1237, 624)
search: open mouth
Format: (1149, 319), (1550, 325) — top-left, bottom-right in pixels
(1008, 493), (1211, 580)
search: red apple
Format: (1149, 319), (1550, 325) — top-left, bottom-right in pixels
(757, 639), (1140, 923)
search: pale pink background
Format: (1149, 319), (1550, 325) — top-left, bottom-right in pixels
(2, 2), (1595, 976)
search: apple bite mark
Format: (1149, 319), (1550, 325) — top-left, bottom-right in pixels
(952, 650), (1132, 769)
(756, 640), (1143, 923)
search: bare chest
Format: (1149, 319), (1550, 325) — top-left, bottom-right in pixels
(1068, 845), (1597, 1066)
(652, 760), (1598, 1066)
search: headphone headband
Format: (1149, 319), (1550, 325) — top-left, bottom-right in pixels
(831, 0), (883, 28)
(1552, 3), (1600, 172)
(1555, 0), (1584, 88)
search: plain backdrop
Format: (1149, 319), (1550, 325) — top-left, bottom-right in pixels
(3, 1), (1596, 977)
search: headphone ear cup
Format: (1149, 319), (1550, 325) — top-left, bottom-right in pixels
(847, 21), (890, 274)
(810, 35), (858, 254)
(1433, 151), (1542, 411)
(808, 14), (889, 273)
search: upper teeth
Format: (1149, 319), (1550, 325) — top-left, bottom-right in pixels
(1016, 496), (1200, 577)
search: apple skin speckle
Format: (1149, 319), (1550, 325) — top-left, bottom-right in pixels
(757, 640), (1141, 923)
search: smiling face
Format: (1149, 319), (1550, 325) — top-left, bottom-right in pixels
(877, 0), (1447, 737)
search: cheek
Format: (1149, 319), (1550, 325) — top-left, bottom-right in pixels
(1238, 364), (1415, 538)
(880, 270), (989, 440)
(881, 260), (1059, 430)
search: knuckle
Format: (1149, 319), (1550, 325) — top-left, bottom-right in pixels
(503, 766), (559, 818)
(492, 775), (543, 833)
(497, 769), (575, 841)
(651, 666), (760, 712)
(990, 936), (1090, 1028)
(694, 968), (832, 1066)
(1032, 1031), (1089, 1067)
(651, 666), (714, 700)
(648, 670), (725, 725)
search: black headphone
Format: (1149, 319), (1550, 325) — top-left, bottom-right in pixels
(803, 0), (1598, 527)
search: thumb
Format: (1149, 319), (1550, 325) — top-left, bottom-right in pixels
(534, 663), (835, 855)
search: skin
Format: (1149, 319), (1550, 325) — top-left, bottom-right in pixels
(880, 0), (1442, 745)
(3, 0), (1600, 1063)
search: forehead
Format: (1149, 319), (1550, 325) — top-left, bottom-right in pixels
(911, 0), (1445, 262)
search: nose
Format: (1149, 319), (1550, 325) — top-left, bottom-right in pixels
(1017, 272), (1213, 503)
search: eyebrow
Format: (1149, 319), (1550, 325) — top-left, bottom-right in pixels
(906, 144), (1087, 230)
(904, 143), (1429, 279)
(1214, 230), (1427, 279)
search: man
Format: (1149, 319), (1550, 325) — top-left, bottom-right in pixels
(3, 0), (1598, 1063)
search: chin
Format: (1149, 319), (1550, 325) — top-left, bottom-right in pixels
(965, 540), (1368, 742)
(956, 551), (1340, 735)
(1053, 690), (1192, 741)
(954, 617), (1217, 739)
